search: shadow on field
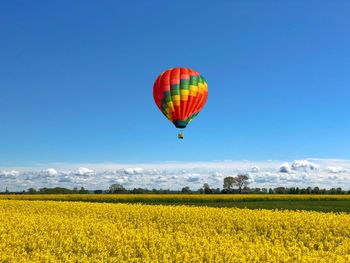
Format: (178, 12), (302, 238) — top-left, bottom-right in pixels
(1, 194), (349, 213)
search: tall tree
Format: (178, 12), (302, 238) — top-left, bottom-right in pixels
(181, 186), (192, 194)
(233, 174), (249, 194)
(109, 184), (127, 194)
(203, 183), (213, 194)
(223, 177), (235, 192)
(27, 188), (37, 194)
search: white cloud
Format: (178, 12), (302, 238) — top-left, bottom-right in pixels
(279, 162), (292, 173)
(251, 166), (260, 173)
(291, 160), (319, 171)
(184, 173), (201, 182)
(327, 166), (346, 174)
(155, 176), (168, 183)
(41, 168), (58, 176)
(1, 159), (350, 191)
(123, 168), (144, 175)
(0, 170), (19, 177)
(211, 172), (223, 178)
(75, 167), (94, 176)
(58, 176), (74, 183)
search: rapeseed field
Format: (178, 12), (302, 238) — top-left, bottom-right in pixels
(0, 200), (349, 262)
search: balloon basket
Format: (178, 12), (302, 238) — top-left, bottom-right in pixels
(178, 133), (184, 139)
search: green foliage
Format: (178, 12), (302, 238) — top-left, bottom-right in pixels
(1, 194), (350, 213)
(181, 186), (192, 194)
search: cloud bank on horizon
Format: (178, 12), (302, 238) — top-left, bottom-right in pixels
(1, 159), (350, 192)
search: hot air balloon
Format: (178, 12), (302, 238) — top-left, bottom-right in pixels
(153, 68), (208, 139)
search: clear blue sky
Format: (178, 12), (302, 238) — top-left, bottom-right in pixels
(1, 1), (349, 165)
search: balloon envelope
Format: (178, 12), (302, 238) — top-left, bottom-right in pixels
(153, 68), (208, 128)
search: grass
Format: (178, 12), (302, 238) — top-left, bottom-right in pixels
(197, 200), (350, 212)
(1, 194), (350, 212)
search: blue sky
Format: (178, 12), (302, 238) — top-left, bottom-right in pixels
(1, 1), (350, 166)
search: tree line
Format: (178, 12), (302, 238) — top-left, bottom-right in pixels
(1, 174), (350, 194)
(1, 187), (89, 194)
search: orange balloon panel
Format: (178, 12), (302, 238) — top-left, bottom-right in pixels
(153, 68), (208, 128)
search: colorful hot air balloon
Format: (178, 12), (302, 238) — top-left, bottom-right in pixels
(153, 68), (208, 139)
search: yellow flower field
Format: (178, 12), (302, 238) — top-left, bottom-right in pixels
(0, 200), (349, 262)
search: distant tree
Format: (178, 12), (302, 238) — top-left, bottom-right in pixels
(261, 188), (268, 194)
(94, 190), (103, 194)
(214, 188), (221, 194)
(161, 189), (171, 194)
(336, 187), (343, 194)
(268, 188), (274, 194)
(79, 187), (88, 194)
(289, 187), (296, 194)
(38, 187), (73, 194)
(203, 183), (213, 194)
(312, 187), (320, 194)
(27, 188), (37, 194)
(181, 186), (192, 194)
(329, 188), (336, 194)
(320, 188), (326, 194)
(151, 188), (159, 194)
(131, 188), (149, 194)
(306, 187), (312, 194)
(109, 184), (127, 194)
(223, 177), (235, 192)
(233, 174), (250, 194)
(274, 187), (286, 194)
(5, 187), (9, 193)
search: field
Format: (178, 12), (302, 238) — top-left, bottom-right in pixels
(1, 199), (350, 262)
(1, 194), (350, 213)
